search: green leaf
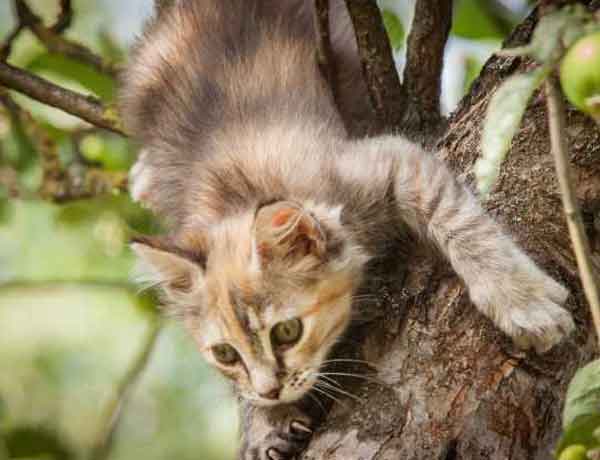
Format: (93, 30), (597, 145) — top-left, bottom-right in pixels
(564, 359), (600, 428)
(556, 359), (600, 457)
(382, 9), (404, 51)
(557, 415), (600, 457)
(500, 5), (590, 64)
(3, 425), (74, 460)
(25, 53), (115, 101)
(476, 67), (548, 196)
(452, 0), (505, 40)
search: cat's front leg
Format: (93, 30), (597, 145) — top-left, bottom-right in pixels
(341, 136), (575, 353)
(238, 400), (318, 460)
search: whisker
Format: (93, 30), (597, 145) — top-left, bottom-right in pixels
(316, 380), (363, 403)
(321, 358), (378, 366)
(318, 372), (384, 385)
(318, 374), (342, 388)
(307, 392), (327, 415)
(311, 385), (345, 407)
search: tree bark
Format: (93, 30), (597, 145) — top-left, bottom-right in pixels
(297, 6), (598, 460)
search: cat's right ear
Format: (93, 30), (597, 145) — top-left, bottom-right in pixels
(130, 235), (205, 298)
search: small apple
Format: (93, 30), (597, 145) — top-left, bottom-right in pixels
(560, 31), (600, 120)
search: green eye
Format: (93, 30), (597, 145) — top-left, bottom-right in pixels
(271, 318), (303, 347)
(212, 344), (239, 365)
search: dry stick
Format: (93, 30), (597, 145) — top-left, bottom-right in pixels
(0, 61), (125, 135)
(545, 77), (600, 346)
(89, 319), (163, 460)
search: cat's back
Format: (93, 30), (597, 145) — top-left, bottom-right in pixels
(121, 0), (320, 147)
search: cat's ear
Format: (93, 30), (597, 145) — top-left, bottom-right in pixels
(130, 235), (205, 296)
(254, 201), (327, 267)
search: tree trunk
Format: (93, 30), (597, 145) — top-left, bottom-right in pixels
(296, 6), (599, 460)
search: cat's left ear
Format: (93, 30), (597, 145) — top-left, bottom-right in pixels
(130, 235), (205, 297)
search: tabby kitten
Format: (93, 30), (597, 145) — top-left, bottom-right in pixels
(123, 0), (574, 421)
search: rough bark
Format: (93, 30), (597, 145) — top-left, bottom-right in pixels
(297, 6), (599, 460)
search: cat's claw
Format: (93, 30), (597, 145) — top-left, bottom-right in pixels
(240, 404), (316, 460)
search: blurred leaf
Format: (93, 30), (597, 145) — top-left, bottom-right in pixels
(2, 108), (37, 173)
(382, 9), (404, 51)
(4, 425), (73, 460)
(25, 53), (115, 101)
(556, 414), (600, 457)
(132, 289), (161, 316)
(564, 359), (600, 428)
(556, 359), (600, 456)
(464, 56), (484, 94)
(55, 195), (161, 235)
(476, 67), (548, 196)
(98, 30), (127, 64)
(80, 133), (134, 171)
(453, 0), (504, 40)
(0, 186), (12, 224)
(500, 5), (590, 64)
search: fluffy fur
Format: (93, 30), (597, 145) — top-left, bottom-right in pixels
(123, 0), (574, 406)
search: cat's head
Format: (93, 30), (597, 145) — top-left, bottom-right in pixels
(132, 201), (368, 406)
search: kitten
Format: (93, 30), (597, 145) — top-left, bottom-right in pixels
(121, 0), (575, 457)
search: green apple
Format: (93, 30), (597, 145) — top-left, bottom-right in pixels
(560, 31), (600, 119)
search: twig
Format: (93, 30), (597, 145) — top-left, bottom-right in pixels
(0, 61), (125, 134)
(545, 76), (600, 347)
(14, 0), (119, 77)
(343, 0), (405, 134)
(50, 0), (73, 34)
(403, 0), (452, 135)
(0, 23), (24, 61)
(89, 319), (163, 460)
(0, 89), (128, 202)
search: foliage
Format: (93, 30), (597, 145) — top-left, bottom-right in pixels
(557, 359), (600, 458)
(476, 5), (600, 196)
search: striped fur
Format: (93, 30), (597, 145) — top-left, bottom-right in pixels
(124, 0), (574, 406)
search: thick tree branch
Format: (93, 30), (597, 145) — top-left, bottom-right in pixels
(0, 61), (124, 134)
(403, 0), (452, 135)
(343, 0), (406, 134)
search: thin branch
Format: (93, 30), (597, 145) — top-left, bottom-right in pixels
(343, 0), (406, 134)
(89, 319), (163, 460)
(545, 76), (600, 347)
(14, 0), (118, 78)
(50, 0), (73, 34)
(403, 0), (452, 134)
(0, 61), (124, 134)
(0, 24), (25, 61)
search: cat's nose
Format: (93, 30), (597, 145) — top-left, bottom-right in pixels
(259, 387), (281, 400)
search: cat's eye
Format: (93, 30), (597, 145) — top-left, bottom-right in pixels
(271, 318), (303, 347)
(212, 343), (239, 365)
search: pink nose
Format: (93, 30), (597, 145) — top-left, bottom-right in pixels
(259, 388), (281, 400)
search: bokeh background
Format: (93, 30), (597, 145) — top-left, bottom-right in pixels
(0, 1), (532, 459)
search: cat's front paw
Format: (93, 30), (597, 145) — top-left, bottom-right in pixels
(471, 270), (575, 354)
(239, 404), (315, 460)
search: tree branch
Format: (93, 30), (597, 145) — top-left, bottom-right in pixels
(402, 0), (452, 136)
(545, 76), (600, 347)
(14, 0), (119, 78)
(343, 0), (406, 134)
(0, 61), (124, 134)
(89, 319), (163, 460)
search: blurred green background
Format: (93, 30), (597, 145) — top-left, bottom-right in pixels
(0, 1), (531, 459)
